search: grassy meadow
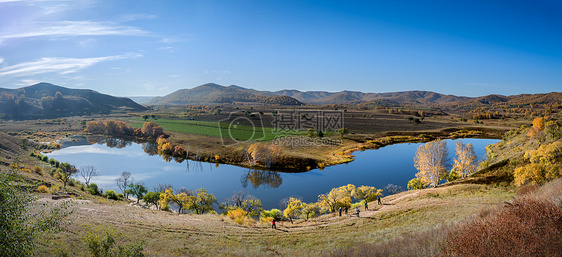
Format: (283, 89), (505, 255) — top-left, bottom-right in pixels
(129, 118), (306, 142)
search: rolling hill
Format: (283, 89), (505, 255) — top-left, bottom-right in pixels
(441, 92), (562, 108)
(148, 83), (470, 106)
(0, 82), (146, 119)
(147, 83), (302, 105)
(275, 90), (470, 105)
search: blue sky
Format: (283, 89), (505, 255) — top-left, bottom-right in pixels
(0, 0), (561, 97)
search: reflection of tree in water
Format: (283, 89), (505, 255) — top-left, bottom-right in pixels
(86, 136), (131, 148)
(241, 169), (282, 189)
(142, 142), (158, 156)
(162, 154), (173, 162)
(173, 157), (185, 163)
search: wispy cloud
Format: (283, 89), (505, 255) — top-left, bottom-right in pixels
(0, 21), (150, 40)
(17, 79), (40, 86)
(119, 14), (157, 22)
(48, 144), (145, 158)
(0, 53), (142, 77)
(0, 0), (73, 2)
(157, 46), (173, 52)
(0, 0), (69, 2)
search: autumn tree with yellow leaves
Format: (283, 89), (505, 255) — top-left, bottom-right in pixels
(528, 117), (546, 139)
(514, 141), (562, 186)
(317, 184), (356, 212)
(413, 140), (449, 187)
(246, 143), (281, 168)
(353, 185), (383, 202)
(451, 140), (477, 178)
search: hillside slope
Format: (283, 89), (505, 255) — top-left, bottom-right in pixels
(0, 82), (146, 119)
(274, 89), (470, 105)
(147, 83), (302, 105)
(146, 82), (562, 107)
(443, 92), (562, 107)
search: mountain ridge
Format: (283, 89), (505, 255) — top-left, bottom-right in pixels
(147, 83), (302, 105)
(148, 83), (471, 105)
(0, 82), (146, 119)
(147, 83), (562, 107)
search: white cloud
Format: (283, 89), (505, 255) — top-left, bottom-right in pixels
(0, 0), (73, 2)
(17, 79), (40, 86)
(0, 53), (142, 77)
(0, 0), (92, 15)
(157, 46), (173, 51)
(0, 21), (150, 40)
(48, 144), (145, 158)
(0, 57), (4, 64)
(119, 14), (157, 22)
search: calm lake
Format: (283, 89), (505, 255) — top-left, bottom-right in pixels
(47, 137), (498, 209)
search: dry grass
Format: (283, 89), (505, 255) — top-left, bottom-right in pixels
(444, 178), (562, 256)
(325, 178), (562, 257)
(33, 183), (515, 256)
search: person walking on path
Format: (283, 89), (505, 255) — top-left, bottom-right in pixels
(355, 207), (360, 217)
(364, 201), (368, 210)
(378, 196), (382, 205)
(344, 206), (348, 215)
(338, 207), (342, 217)
(272, 219), (276, 229)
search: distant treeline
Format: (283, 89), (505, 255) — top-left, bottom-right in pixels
(85, 120), (164, 139)
(212, 93), (301, 105)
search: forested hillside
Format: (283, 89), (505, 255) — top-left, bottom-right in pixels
(147, 83), (302, 105)
(0, 83), (146, 119)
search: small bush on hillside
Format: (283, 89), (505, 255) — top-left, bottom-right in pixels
(81, 226), (145, 257)
(32, 166), (43, 175)
(37, 185), (49, 193)
(49, 185), (60, 194)
(87, 183), (99, 195)
(103, 190), (121, 200)
(226, 208), (254, 225)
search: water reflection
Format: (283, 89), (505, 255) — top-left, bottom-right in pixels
(52, 137), (499, 209)
(142, 142), (158, 156)
(86, 135), (132, 149)
(241, 169), (283, 189)
(82, 136), (285, 189)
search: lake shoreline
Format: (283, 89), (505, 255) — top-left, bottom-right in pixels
(46, 136), (499, 209)
(145, 125), (507, 172)
(56, 125), (506, 174)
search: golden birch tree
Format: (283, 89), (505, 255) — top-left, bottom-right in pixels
(451, 140), (477, 178)
(413, 140), (449, 187)
(353, 185), (383, 202)
(317, 184), (356, 212)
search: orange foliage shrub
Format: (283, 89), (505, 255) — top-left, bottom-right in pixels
(444, 194), (562, 256)
(37, 185), (49, 193)
(528, 117), (545, 138)
(173, 146), (186, 157)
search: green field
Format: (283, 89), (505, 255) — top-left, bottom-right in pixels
(131, 118), (305, 141)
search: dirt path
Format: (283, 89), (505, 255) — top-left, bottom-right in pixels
(276, 190), (423, 231)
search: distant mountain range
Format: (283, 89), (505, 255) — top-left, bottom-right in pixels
(147, 83), (302, 105)
(147, 83), (562, 107)
(2, 82), (560, 120)
(148, 83), (469, 105)
(0, 82), (145, 119)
